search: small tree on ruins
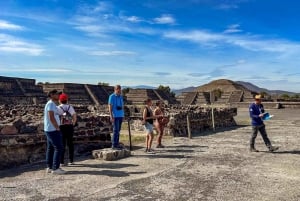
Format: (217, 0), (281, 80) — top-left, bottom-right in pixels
(157, 85), (176, 98)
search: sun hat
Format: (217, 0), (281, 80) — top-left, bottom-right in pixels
(255, 94), (262, 99)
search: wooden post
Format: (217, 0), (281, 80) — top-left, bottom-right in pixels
(127, 117), (132, 150)
(211, 106), (215, 131)
(187, 113), (192, 139)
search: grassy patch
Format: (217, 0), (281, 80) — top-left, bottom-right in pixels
(120, 133), (146, 145)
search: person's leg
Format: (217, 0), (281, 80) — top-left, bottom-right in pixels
(60, 126), (67, 164)
(47, 131), (63, 170)
(258, 125), (272, 149)
(148, 132), (154, 150)
(112, 117), (122, 148)
(250, 126), (258, 151)
(145, 134), (150, 151)
(117, 117), (123, 146)
(156, 125), (164, 147)
(147, 124), (154, 151)
(67, 126), (74, 163)
(45, 132), (54, 169)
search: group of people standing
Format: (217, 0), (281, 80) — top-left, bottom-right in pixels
(43, 90), (77, 174)
(108, 85), (169, 154)
(44, 84), (279, 174)
(142, 99), (169, 154)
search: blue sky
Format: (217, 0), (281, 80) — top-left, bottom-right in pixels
(1, 0), (300, 92)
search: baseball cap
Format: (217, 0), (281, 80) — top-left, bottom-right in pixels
(59, 93), (68, 102)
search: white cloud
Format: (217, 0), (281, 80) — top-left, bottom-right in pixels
(0, 20), (24, 30)
(124, 16), (143, 23)
(75, 25), (103, 33)
(93, 1), (111, 13)
(89, 50), (136, 56)
(164, 30), (300, 54)
(153, 14), (176, 24)
(224, 24), (242, 33)
(0, 34), (44, 56)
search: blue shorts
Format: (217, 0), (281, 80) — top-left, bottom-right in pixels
(144, 122), (154, 133)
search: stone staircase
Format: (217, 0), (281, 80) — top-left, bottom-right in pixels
(182, 92), (198, 105)
(216, 91), (231, 104)
(228, 90), (243, 103)
(194, 92), (210, 105)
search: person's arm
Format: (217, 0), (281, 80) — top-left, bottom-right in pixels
(142, 107), (147, 124)
(48, 110), (60, 131)
(260, 104), (265, 114)
(69, 106), (77, 126)
(108, 104), (114, 122)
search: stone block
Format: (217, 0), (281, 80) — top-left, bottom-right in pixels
(92, 148), (131, 161)
(1, 125), (18, 135)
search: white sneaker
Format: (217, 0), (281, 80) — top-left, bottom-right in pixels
(68, 162), (74, 166)
(51, 168), (66, 174)
(60, 163), (65, 167)
(46, 168), (52, 173)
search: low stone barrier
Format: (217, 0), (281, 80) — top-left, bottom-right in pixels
(128, 105), (237, 137)
(0, 104), (112, 170)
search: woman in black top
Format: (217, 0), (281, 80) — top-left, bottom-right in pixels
(142, 98), (161, 154)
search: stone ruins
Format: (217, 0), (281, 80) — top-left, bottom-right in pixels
(1, 76), (297, 169)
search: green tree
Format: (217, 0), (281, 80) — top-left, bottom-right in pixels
(280, 94), (290, 100)
(213, 88), (223, 98)
(122, 87), (130, 96)
(157, 85), (176, 98)
(291, 94), (300, 99)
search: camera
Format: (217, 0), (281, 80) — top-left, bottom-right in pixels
(116, 106), (122, 110)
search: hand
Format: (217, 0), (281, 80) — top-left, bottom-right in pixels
(259, 114), (264, 117)
(110, 117), (114, 123)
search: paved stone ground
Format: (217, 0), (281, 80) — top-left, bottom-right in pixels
(0, 108), (300, 201)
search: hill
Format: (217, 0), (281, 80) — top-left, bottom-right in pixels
(196, 79), (249, 92)
(172, 86), (197, 95)
(236, 81), (296, 95)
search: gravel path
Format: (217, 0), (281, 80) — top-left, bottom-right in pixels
(1, 108), (300, 201)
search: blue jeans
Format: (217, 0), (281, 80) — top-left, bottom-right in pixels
(112, 117), (123, 148)
(45, 130), (63, 170)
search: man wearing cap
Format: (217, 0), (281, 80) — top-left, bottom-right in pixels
(108, 85), (124, 149)
(44, 89), (66, 174)
(249, 94), (279, 152)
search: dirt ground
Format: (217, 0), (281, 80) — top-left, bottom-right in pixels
(0, 108), (300, 201)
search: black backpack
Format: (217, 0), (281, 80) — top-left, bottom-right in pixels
(60, 105), (73, 125)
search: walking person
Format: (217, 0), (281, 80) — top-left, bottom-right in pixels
(108, 85), (124, 150)
(58, 93), (77, 166)
(44, 89), (65, 174)
(249, 94), (279, 152)
(142, 98), (162, 154)
(154, 101), (169, 148)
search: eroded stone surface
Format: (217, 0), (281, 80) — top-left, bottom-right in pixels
(92, 148), (131, 161)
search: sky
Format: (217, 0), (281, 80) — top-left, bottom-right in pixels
(1, 0), (300, 92)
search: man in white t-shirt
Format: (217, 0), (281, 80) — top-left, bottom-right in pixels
(44, 89), (66, 174)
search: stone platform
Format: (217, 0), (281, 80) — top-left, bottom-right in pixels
(92, 148), (131, 161)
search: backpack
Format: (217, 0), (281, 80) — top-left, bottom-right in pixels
(60, 105), (73, 125)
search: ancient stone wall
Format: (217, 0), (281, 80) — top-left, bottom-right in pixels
(128, 105), (237, 137)
(0, 105), (112, 169)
